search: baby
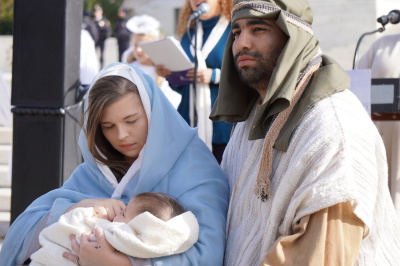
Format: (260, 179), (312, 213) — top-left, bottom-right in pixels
(114, 191), (186, 223)
(30, 192), (199, 266)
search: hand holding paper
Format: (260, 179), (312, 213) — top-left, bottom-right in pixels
(140, 36), (194, 86)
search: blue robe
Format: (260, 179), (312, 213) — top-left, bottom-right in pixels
(0, 63), (229, 266)
(173, 16), (233, 145)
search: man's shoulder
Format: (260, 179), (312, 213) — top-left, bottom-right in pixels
(301, 89), (377, 139)
(310, 89), (364, 115)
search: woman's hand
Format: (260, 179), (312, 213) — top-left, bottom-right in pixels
(155, 64), (172, 78)
(63, 228), (131, 266)
(187, 68), (212, 84)
(65, 198), (126, 221)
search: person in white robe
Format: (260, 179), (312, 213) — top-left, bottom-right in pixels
(123, 14), (182, 109)
(210, 0), (400, 265)
(80, 29), (99, 86)
(356, 33), (400, 220)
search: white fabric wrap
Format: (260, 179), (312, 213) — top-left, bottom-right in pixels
(222, 89), (400, 265)
(189, 17), (229, 150)
(29, 208), (199, 265)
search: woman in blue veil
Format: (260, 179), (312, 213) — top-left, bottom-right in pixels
(0, 63), (228, 265)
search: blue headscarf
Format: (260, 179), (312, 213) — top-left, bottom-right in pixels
(0, 63), (229, 265)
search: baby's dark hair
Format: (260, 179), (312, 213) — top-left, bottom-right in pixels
(134, 192), (186, 221)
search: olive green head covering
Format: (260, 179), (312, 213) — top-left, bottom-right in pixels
(210, 0), (349, 151)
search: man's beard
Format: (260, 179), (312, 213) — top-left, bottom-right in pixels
(234, 49), (281, 90)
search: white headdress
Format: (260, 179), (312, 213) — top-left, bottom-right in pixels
(127, 14), (160, 38)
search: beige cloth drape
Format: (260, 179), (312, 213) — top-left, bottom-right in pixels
(261, 201), (364, 266)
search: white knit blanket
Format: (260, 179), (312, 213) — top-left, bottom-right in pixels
(222, 89), (400, 265)
(29, 208), (199, 265)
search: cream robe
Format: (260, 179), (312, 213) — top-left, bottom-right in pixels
(222, 89), (400, 265)
(356, 33), (400, 219)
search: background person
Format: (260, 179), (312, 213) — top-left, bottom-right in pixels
(0, 63), (229, 266)
(156, 0), (234, 163)
(115, 8), (132, 62)
(124, 14), (182, 109)
(82, 10), (99, 44)
(210, 0), (400, 264)
(80, 28), (99, 86)
(30, 192), (199, 265)
(93, 5), (112, 68)
(356, 33), (400, 220)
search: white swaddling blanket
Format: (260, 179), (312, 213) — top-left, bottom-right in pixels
(30, 207), (199, 265)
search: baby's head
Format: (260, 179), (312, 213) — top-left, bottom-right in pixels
(113, 192), (185, 223)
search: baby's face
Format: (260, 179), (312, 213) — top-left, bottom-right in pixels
(113, 198), (139, 223)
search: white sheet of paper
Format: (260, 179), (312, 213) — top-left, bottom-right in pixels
(347, 69), (371, 115)
(139, 36), (194, 71)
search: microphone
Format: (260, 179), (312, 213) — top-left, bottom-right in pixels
(188, 3), (210, 21)
(377, 10), (400, 26)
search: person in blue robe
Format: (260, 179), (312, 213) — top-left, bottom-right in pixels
(0, 63), (229, 266)
(156, 0), (234, 163)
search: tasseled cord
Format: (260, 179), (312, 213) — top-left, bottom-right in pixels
(255, 58), (322, 201)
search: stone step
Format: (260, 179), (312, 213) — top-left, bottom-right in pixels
(0, 165), (10, 187)
(0, 127), (12, 145)
(0, 188), (11, 212)
(0, 145), (11, 165)
(0, 211), (10, 239)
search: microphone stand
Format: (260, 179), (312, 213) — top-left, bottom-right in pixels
(192, 18), (200, 127)
(352, 25), (385, 69)
(184, 17), (200, 127)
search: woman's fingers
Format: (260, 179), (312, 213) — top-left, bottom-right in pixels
(156, 65), (171, 77)
(117, 199), (126, 209)
(68, 198), (127, 220)
(92, 227), (116, 252)
(62, 251), (79, 264)
(109, 204), (124, 221)
(94, 206), (108, 219)
(102, 200), (125, 221)
(93, 227), (105, 239)
(70, 234), (80, 254)
(80, 231), (92, 245)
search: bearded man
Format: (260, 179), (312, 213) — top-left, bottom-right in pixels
(210, 0), (400, 265)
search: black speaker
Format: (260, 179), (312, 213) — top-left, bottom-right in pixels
(11, 112), (64, 222)
(10, 0), (83, 223)
(11, 0), (82, 108)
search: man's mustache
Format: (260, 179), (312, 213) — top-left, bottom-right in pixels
(234, 51), (262, 63)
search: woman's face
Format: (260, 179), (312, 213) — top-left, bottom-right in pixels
(133, 34), (156, 65)
(190, 0), (221, 20)
(100, 92), (148, 164)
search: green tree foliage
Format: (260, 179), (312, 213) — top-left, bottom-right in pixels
(0, 0), (125, 35)
(0, 0), (14, 35)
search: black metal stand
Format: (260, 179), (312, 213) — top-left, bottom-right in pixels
(192, 18), (200, 126)
(352, 26), (385, 69)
